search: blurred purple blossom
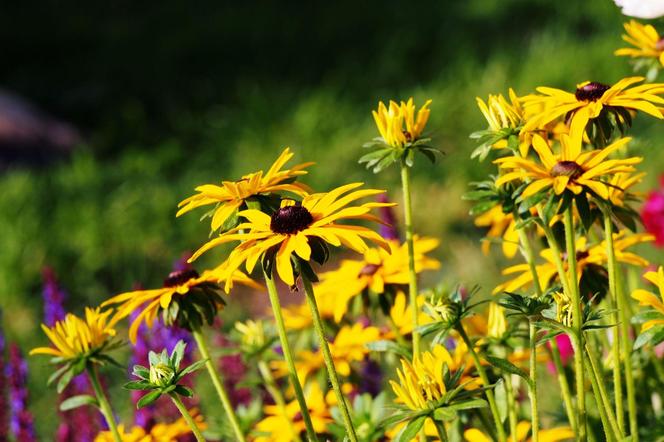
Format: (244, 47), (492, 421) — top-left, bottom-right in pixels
(376, 195), (400, 241)
(7, 344), (35, 442)
(41, 267), (67, 327)
(0, 311), (8, 442)
(358, 358), (382, 397)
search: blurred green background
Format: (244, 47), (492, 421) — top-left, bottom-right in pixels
(2, 0), (663, 435)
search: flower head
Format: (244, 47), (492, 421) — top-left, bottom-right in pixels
(476, 89), (524, 133)
(94, 409), (206, 442)
(177, 148), (313, 231)
(189, 183), (394, 287)
(372, 98), (432, 148)
(474, 206), (520, 258)
(632, 266), (664, 330)
(495, 134), (641, 200)
(487, 302), (507, 339)
(615, 20), (664, 67)
(464, 421), (574, 442)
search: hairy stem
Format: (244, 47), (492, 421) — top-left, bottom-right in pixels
(86, 364), (122, 442)
(169, 393), (206, 442)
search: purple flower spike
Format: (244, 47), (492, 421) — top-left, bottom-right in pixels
(7, 344), (36, 442)
(376, 194), (400, 241)
(41, 267), (67, 327)
(0, 311), (8, 442)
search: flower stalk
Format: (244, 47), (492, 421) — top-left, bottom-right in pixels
(263, 269), (318, 442)
(257, 360), (302, 442)
(86, 364), (121, 442)
(169, 393), (206, 442)
(191, 329), (246, 442)
(529, 321), (539, 442)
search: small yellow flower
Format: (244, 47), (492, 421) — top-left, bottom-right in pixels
(464, 421), (574, 442)
(372, 98), (432, 147)
(615, 20), (664, 67)
(495, 134), (641, 200)
(94, 409), (206, 442)
(606, 171), (646, 207)
(476, 89), (524, 132)
(189, 183), (394, 287)
(389, 347), (449, 411)
(314, 237), (440, 322)
(487, 302), (507, 339)
(552, 291), (573, 327)
(177, 147), (313, 231)
(30, 307), (116, 360)
(235, 319), (266, 348)
(522, 77), (664, 145)
(388, 291), (433, 337)
(632, 266), (664, 331)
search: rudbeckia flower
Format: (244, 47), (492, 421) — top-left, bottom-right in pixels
(94, 409), (206, 442)
(102, 266), (259, 343)
(388, 291), (432, 337)
(615, 20), (664, 66)
(632, 266), (664, 330)
(189, 183), (394, 287)
(495, 134), (641, 200)
(390, 348), (448, 411)
(372, 98), (432, 148)
(473, 206), (520, 258)
(31, 307), (117, 360)
(464, 421), (574, 442)
(177, 148), (313, 231)
(522, 77), (664, 145)
(314, 236), (440, 322)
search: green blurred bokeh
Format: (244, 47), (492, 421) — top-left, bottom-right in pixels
(1, 0), (663, 435)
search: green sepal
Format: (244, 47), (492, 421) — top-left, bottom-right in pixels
(60, 394), (99, 411)
(137, 390), (163, 409)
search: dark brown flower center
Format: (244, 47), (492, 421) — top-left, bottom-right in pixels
(359, 263), (381, 277)
(270, 205), (314, 234)
(163, 269), (200, 287)
(575, 82), (610, 102)
(551, 161), (584, 179)
(657, 37), (664, 52)
(402, 130), (413, 142)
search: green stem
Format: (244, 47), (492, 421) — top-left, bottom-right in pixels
(585, 342), (622, 439)
(400, 162), (421, 357)
(503, 374), (518, 440)
(515, 222), (543, 296)
(548, 339), (577, 432)
(529, 321), (539, 442)
(301, 275), (358, 442)
(263, 269), (318, 442)
(603, 214), (624, 434)
(457, 325), (506, 442)
(86, 365), (122, 442)
(192, 329), (247, 442)
(258, 360), (303, 442)
(432, 417), (449, 442)
(169, 393), (206, 442)
(585, 354), (615, 442)
(562, 205), (587, 441)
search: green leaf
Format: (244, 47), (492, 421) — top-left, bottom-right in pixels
(123, 380), (154, 391)
(57, 367), (75, 394)
(178, 359), (208, 378)
(60, 394), (98, 411)
(173, 385), (194, 397)
(446, 398), (488, 412)
(494, 378), (508, 423)
(137, 390), (163, 409)
(48, 363), (72, 387)
(365, 340), (412, 360)
(433, 407), (457, 421)
(634, 325), (664, 350)
(395, 415), (427, 442)
(484, 356), (532, 387)
(132, 365), (150, 380)
(171, 340), (187, 369)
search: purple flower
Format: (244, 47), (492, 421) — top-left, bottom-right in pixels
(6, 344), (35, 442)
(41, 267), (67, 327)
(0, 312), (8, 442)
(358, 358), (382, 397)
(376, 195), (400, 241)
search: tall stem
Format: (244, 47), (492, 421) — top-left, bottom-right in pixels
(603, 214), (625, 433)
(192, 329), (247, 442)
(528, 321), (539, 442)
(562, 205), (587, 441)
(433, 418), (449, 442)
(400, 163), (421, 357)
(257, 360), (303, 442)
(263, 269), (318, 442)
(457, 325), (506, 442)
(585, 342), (622, 439)
(548, 339), (577, 431)
(301, 275), (358, 442)
(169, 393), (206, 442)
(503, 374), (518, 440)
(86, 365), (122, 442)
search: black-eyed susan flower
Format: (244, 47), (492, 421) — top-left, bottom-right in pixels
(362, 98), (440, 172)
(615, 20), (664, 67)
(521, 77), (664, 145)
(473, 206), (520, 258)
(102, 266), (259, 343)
(464, 421), (574, 442)
(94, 410), (207, 442)
(189, 183), (394, 287)
(495, 134), (641, 200)
(632, 266), (664, 331)
(388, 291), (433, 338)
(313, 236), (440, 321)
(177, 148), (313, 232)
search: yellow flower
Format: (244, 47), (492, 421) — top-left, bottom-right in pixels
(474, 206), (520, 259)
(487, 302), (507, 339)
(521, 77), (664, 145)
(476, 89), (523, 132)
(30, 307), (116, 360)
(177, 147), (313, 231)
(553, 291), (573, 327)
(495, 134), (641, 200)
(373, 98), (432, 147)
(615, 20), (664, 67)
(632, 266), (664, 331)
(494, 232), (653, 294)
(606, 171), (646, 207)
(390, 349), (447, 411)
(314, 237), (440, 321)
(94, 409), (206, 442)
(254, 382), (331, 442)
(102, 266), (259, 343)
(189, 183), (394, 287)
(464, 421), (574, 442)
(387, 291), (432, 337)
(235, 319), (266, 348)
(281, 296), (336, 331)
